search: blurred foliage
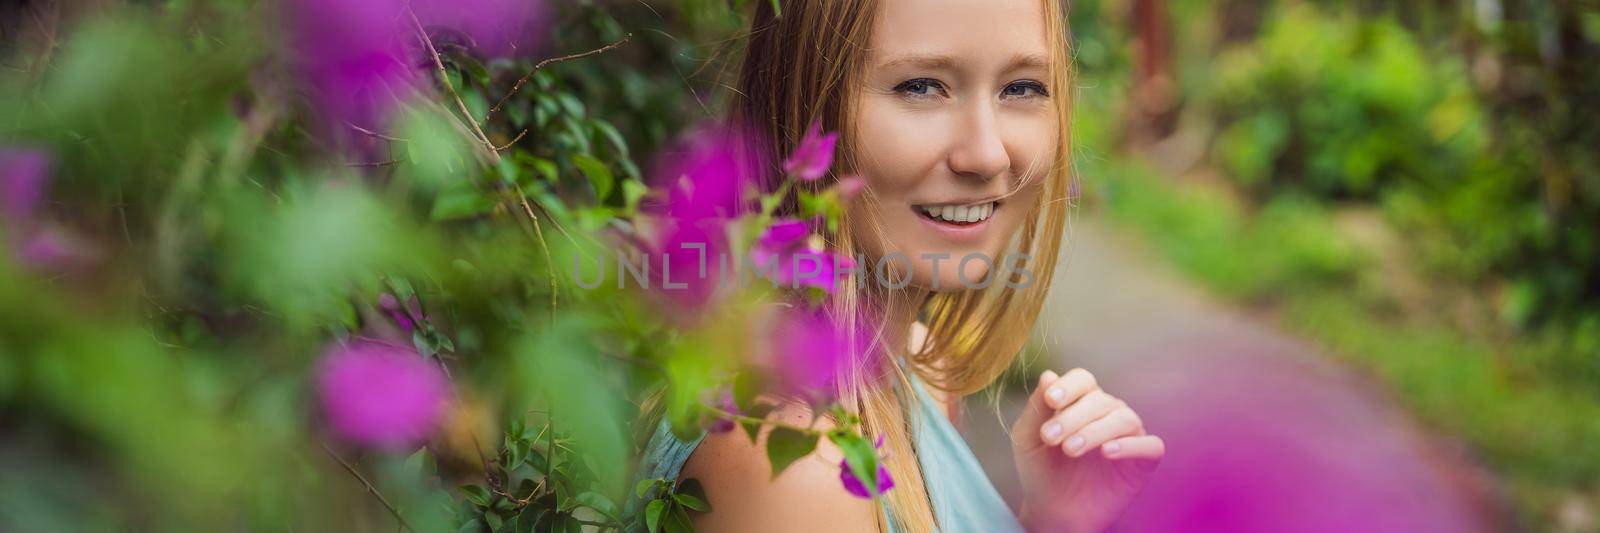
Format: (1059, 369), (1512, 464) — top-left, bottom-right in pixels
(0, 0), (890, 531)
(1195, 1), (1600, 335)
(1069, 0), (1600, 527)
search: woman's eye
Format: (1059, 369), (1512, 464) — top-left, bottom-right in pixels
(893, 78), (947, 99)
(1001, 81), (1049, 99)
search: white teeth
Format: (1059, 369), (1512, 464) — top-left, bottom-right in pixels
(920, 201), (997, 223)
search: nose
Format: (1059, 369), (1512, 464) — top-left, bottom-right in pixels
(945, 103), (1010, 181)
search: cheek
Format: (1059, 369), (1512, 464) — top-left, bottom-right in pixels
(851, 101), (946, 201)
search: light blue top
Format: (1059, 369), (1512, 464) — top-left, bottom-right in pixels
(628, 372), (1025, 532)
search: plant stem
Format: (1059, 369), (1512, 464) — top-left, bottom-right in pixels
(322, 444), (416, 533)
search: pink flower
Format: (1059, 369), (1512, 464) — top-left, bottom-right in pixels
(378, 293), (418, 333)
(707, 391), (738, 434)
(782, 120), (839, 182)
(832, 175), (865, 200)
(654, 125), (756, 223)
(769, 307), (875, 398)
(316, 340), (450, 450)
(643, 125), (759, 319)
(839, 436), (895, 499)
(0, 148), (48, 227)
(750, 218), (854, 293)
(283, 0), (547, 132)
(285, 0), (421, 132)
(409, 0), (549, 58)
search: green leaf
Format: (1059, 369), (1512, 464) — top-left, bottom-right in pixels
(448, 53), (491, 85)
(460, 484), (492, 508)
(664, 504), (695, 533)
(739, 403), (778, 444)
(622, 179), (649, 214)
(764, 427), (817, 479)
(575, 491), (620, 521)
(829, 430), (881, 497)
(636, 478), (662, 499)
(571, 153), (615, 201)
(592, 121), (630, 158)
(556, 93), (586, 117)
(645, 499), (667, 533)
(431, 185), (496, 221)
(484, 509), (503, 531)
(672, 493), (709, 513)
(676, 478), (708, 502)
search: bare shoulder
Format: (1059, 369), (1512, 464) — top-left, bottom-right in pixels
(679, 399), (879, 532)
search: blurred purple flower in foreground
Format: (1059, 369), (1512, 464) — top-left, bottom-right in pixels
(317, 340), (450, 450)
(0, 148), (48, 227)
(285, 0), (421, 131)
(840, 436), (894, 499)
(378, 293), (419, 333)
(284, 0), (547, 131)
(782, 120), (838, 182)
(410, 0), (550, 58)
(655, 125), (753, 223)
(769, 306), (875, 398)
(0, 148), (93, 271)
(751, 218), (855, 293)
(707, 391), (738, 434)
(646, 125), (758, 317)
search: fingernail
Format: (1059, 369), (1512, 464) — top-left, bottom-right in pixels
(1042, 422), (1062, 441)
(1104, 441), (1121, 455)
(1047, 388), (1065, 404)
(1066, 435), (1085, 453)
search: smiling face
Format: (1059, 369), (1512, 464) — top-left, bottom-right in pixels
(847, 0), (1058, 291)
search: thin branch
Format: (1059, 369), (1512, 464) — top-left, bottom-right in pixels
(495, 128), (529, 151)
(405, 4), (499, 160)
(514, 184), (559, 320)
(348, 159), (402, 168)
(486, 34), (633, 122)
(323, 443), (416, 533)
(703, 402), (822, 437)
(348, 122), (408, 143)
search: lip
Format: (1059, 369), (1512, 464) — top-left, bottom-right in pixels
(910, 203), (996, 242)
(914, 194), (1007, 207)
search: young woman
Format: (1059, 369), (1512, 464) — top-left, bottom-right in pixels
(641, 0), (1164, 531)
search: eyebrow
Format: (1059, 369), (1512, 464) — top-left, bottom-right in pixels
(873, 52), (1050, 74)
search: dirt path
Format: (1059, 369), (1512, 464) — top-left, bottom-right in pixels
(959, 215), (1495, 532)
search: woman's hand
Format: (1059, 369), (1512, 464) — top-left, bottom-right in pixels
(1011, 369), (1164, 533)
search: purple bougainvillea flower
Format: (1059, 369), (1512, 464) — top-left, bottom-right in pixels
(285, 0), (421, 131)
(410, 0), (549, 58)
(832, 175), (865, 201)
(769, 307), (875, 398)
(654, 125), (755, 223)
(782, 120), (839, 182)
(0, 148), (49, 227)
(707, 390), (738, 434)
(642, 125), (761, 319)
(750, 219), (854, 293)
(651, 219), (728, 318)
(840, 436), (895, 499)
(378, 293), (417, 333)
(316, 340), (450, 450)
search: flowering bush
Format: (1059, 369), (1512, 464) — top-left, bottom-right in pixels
(0, 1), (886, 531)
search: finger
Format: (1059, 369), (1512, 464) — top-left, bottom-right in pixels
(1009, 370), (1062, 449)
(1101, 434), (1165, 461)
(1042, 368), (1098, 411)
(1064, 405), (1141, 457)
(1040, 390), (1120, 447)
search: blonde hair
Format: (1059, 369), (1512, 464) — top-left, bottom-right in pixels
(727, 1), (1075, 530)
